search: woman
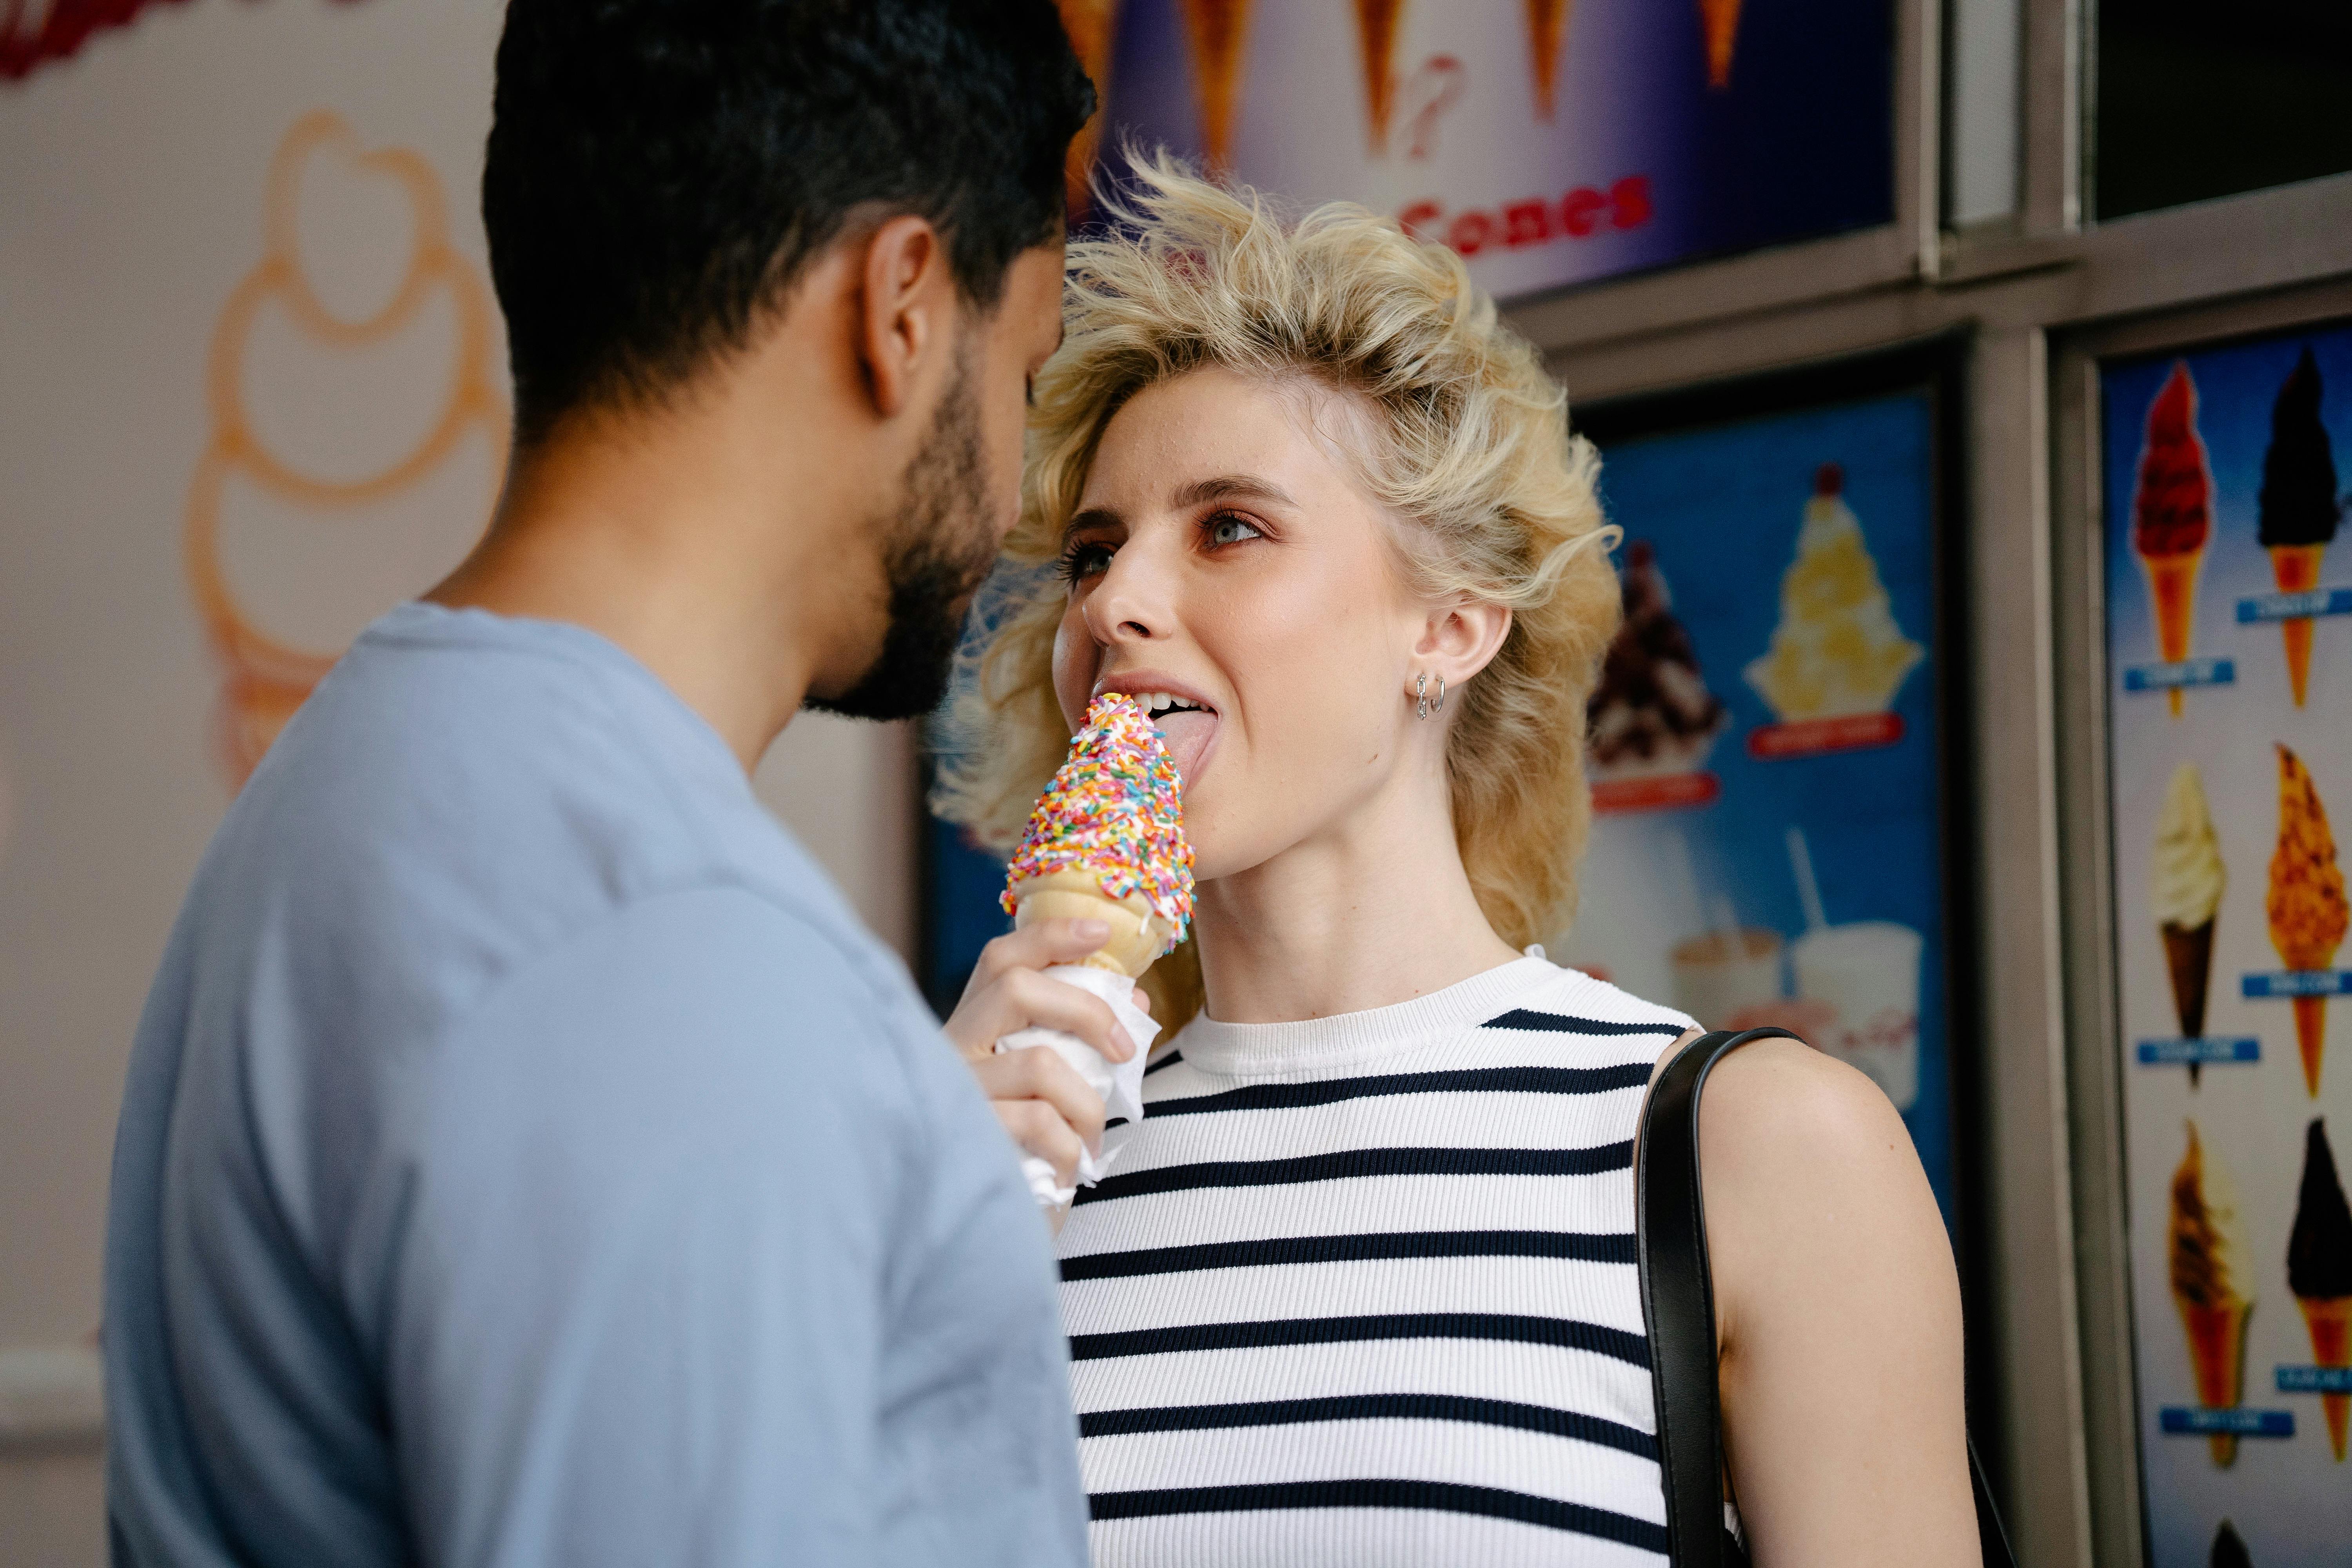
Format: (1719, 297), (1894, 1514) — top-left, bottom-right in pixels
(939, 160), (1978, 1565)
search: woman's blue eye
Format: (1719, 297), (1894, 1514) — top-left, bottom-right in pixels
(1207, 513), (1263, 547)
(1056, 542), (1114, 583)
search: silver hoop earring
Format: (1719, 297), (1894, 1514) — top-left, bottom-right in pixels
(1415, 673), (1447, 720)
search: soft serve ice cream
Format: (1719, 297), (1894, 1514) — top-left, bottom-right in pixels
(2171, 1120), (2254, 1466)
(2152, 763), (2227, 1078)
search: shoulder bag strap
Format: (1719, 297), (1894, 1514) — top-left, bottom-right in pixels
(1634, 1027), (2017, 1568)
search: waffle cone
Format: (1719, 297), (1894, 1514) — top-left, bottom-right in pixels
(1524, 0), (1571, 119)
(2300, 1295), (2352, 1461)
(1178, 0), (1251, 171)
(1051, 0), (1118, 218)
(2144, 550), (2203, 717)
(2272, 543), (2327, 707)
(1009, 869), (1172, 978)
(2299, 994), (2330, 1097)
(2179, 1295), (2250, 1466)
(1697, 0), (1741, 87)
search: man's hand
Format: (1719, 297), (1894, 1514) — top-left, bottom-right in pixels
(943, 920), (1152, 1191)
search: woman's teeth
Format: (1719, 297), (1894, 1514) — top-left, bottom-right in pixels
(1140, 692), (1204, 717)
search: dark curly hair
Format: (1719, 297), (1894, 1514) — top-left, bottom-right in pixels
(484, 0), (1094, 445)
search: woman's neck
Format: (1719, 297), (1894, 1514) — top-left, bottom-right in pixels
(1190, 762), (1524, 1025)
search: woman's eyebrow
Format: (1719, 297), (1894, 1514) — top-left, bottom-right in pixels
(1062, 505), (1122, 541)
(1171, 474), (1299, 511)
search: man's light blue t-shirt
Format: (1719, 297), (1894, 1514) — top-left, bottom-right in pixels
(103, 603), (1087, 1567)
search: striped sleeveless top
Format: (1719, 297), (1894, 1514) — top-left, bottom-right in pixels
(1054, 956), (1697, 1566)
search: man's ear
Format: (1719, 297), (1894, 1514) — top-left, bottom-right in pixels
(1414, 599), (1513, 686)
(856, 214), (950, 420)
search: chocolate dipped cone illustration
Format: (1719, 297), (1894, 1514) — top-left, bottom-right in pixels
(1524, 0), (1571, 120)
(1052, 0), (1121, 218)
(2132, 362), (2215, 717)
(2289, 1120), (2352, 1461)
(2154, 764), (2226, 1085)
(1353, 0), (1405, 149)
(2257, 347), (2341, 708)
(2269, 745), (2348, 1096)
(1698, 0), (1742, 88)
(1178, 0), (1251, 172)
(2172, 1121), (2253, 1465)
(2211, 1521), (2251, 1568)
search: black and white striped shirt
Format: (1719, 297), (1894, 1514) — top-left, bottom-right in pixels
(1055, 956), (1695, 1566)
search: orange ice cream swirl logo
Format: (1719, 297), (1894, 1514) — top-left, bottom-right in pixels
(186, 110), (506, 786)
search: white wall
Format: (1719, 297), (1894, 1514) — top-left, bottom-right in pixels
(0, 6), (913, 1559)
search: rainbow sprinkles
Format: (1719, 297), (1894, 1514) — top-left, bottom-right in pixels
(1002, 693), (1195, 949)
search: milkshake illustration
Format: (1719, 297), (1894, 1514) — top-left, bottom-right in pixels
(2152, 763), (2226, 1083)
(1744, 464), (1924, 722)
(2269, 744), (2348, 1096)
(1524, 0), (1572, 120)
(1353, 0), (1405, 151)
(1698, 0), (1743, 88)
(185, 110), (506, 786)
(1178, 0), (1252, 172)
(2130, 361), (2214, 716)
(1052, 0), (1122, 217)
(2171, 1121), (2253, 1466)
(1588, 541), (1728, 778)
(2256, 346), (2341, 708)
(2288, 1119), (2352, 1461)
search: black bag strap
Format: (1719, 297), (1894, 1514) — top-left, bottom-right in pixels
(1634, 1027), (2017, 1568)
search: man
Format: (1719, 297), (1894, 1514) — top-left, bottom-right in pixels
(102, 3), (1117, 1562)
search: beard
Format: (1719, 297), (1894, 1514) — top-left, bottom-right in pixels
(803, 348), (999, 722)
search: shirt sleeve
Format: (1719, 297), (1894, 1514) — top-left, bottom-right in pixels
(373, 887), (916, 1568)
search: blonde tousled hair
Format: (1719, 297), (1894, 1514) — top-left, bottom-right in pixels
(933, 155), (1621, 1026)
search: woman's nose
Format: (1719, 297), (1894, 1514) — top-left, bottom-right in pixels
(1082, 545), (1172, 645)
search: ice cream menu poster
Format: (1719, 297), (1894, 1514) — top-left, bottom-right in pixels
(2106, 323), (2352, 1566)
(1557, 385), (1960, 1219)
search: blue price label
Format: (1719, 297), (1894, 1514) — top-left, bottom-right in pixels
(2160, 1406), (2295, 1437)
(2237, 587), (2352, 623)
(2278, 1365), (2352, 1394)
(2243, 971), (2352, 999)
(2123, 658), (2235, 693)
(2137, 1037), (2260, 1065)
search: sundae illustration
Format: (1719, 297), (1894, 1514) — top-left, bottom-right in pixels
(1052, 0), (1121, 216)
(1699, 0), (1743, 88)
(2171, 1120), (2253, 1466)
(185, 110), (506, 786)
(2269, 744), (2348, 1096)
(1525, 0), (1571, 120)
(2256, 346), (2341, 708)
(2152, 763), (2226, 1083)
(1588, 541), (1728, 778)
(2288, 1118), (2352, 1461)
(2130, 361), (2214, 716)
(997, 693), (1194, 1205)
(1179, 0), (1251, 172)
(1744, 464), (1924, 723)
(1353, 0), (1404, 150)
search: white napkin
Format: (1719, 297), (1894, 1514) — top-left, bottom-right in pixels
(993, 964), (1159, 1209)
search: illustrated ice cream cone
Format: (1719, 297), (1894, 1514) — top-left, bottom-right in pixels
(1002, 693), (1195, 980)
(2268, 746), (2348, 1096)
(2211, 1519), (2251, 1568)
(2290, 1120), (2352, 1461)
(1743, 465), (1924, 722)
(2131, 362), (2214, 718)
(2153, 763), (2226, 1084)
(1352, 0), (1405, 150)
(1178, 0), (1252, 173)
(1524, 0), (1572, 120)
(2258, 347), (2341, 708)
(2172, 1121), (2253, 1465)
(1051, 0), (1121, 219)
(1698, 0), (1742, 88)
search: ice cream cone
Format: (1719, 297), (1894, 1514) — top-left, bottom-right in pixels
(2301, 1295), (2352, 1460)
(2272, 542), (2327, 706)
(1052, 0), (1119, 219)
(2143, 550), (2203, 717)
(1178, 0), (1251, 172)
(2300, 994), (2331, 1098)
(1353, 0), (1404, 149)
(2163, 919), (2216, 1084)
(1697, 0), (1741, 88)
(1009, 869), (1172, 979)
(1524, 0), (1571, 120)
(2179, 1296), (2251, 1465)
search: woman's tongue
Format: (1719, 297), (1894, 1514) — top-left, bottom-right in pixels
(1152, 709), (1216, 789)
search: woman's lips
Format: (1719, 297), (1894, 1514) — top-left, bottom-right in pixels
(1153, 709), (1217, 789)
